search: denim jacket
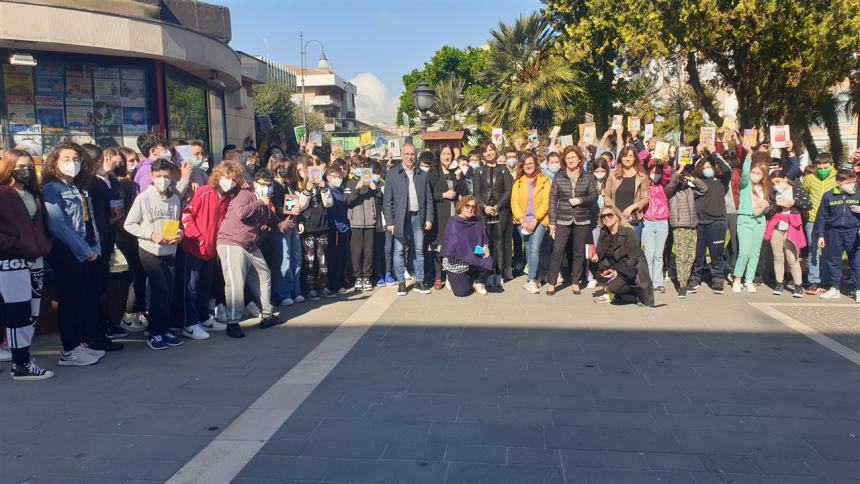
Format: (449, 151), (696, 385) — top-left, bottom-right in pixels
(42, 180), (101, 262)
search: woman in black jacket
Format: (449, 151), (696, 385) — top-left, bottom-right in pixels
(547, 145), (598, 295)
(591, 205), (655, 306)
(427, 145), (467, 289)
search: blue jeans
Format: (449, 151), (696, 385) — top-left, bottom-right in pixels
(521, 224), (547, 281)
(274, 230), (303, 300)
(641, 220), (669, 287)
(393, 214), (425, 283)
(804, 221), (823, 284)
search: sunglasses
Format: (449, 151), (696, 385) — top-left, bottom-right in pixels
(464, 204), (477, 209)
(599, 213), (616, 219)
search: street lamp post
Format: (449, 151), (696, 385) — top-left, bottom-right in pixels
(412, 81), (436, 132)
(300, 32), (329, 136)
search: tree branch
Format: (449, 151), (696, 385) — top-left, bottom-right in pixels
(686, 52), (723, 127)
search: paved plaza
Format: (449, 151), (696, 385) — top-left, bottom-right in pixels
(2, 279), (859, 484)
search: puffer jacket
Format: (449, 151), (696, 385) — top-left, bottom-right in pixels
(665, 173), (708, 228)
(344, 178), (381, 229)
(548, 169), (598, 225)
(511, 173), (551, 226)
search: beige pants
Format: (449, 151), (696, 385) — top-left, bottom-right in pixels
(770, 230), (802, 284)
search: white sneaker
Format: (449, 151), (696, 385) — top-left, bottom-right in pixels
(279, 298), (294, 306)
(855, 289), (860, 304)
(732, 279), (743, 294)
(404, 270), (413, 281)
(244, 302), (261, 318)
(586, 280), (598, 289)
(120, 312), (146, 333)
(182, 324), (210, 340)
(473, 283), (487, 295)
(744, 281), (757, 293)
(213, 304), (228, 322)
(0, 344), (11, 362)
(523, 280), (540, 294)
(446, 280), (453, 291)
(58, 347), (99, 366)
(294, 295), (306, 303)
(199, 317), (227, 331)
(79, 343), (105, 360)
(820, 287), (841, 299)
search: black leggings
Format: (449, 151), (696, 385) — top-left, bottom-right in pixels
(350, 228), (375, 279)
(447, 266), (491, 297)
(48, 243), (102, 352)
(485, 222), (504, 274)
(549, 224), (591, 286)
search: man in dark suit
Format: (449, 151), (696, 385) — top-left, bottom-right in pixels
(382, 143), (434, 295)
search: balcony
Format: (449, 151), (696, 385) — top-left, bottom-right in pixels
(311, 94), (341, 107)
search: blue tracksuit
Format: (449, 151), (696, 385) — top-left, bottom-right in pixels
(814, 188), (860, 289)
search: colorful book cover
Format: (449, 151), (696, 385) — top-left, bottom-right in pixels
(491, 128), (504, 146)
(769, 125), (790, 149)
(677, 146), (694, 166)
(359, 131), (373, 147)
(611, 115), (623, 131)
(527, 129), (538, 144)
(643, 123), (654, 140)
(294, 125), (306, 144)
(558, 135), (574, 148)
(654, 141), (670, 161)
(699, 126), (716, 146)
(283, 194), (299, 213)
(162, 219), (180, 239)
(628, 116), (641, 132)
(308, 166), (323, 180)
(579, 123), (596, 145)
(722, 117), (737, 131)
(742, 128), (758, 147)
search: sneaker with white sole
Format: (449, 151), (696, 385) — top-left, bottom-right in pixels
(146, 334), (168, 350)
(79, 343), (105, 360)
(820, 287), (841, 299)
(744, 281), (757, 293)
(732, 279), (742, 294)
(162, 331), (184, 347)
(58, 347), (99, 366)
(12, 359), (54, 381)
(404, 270), (414, 281)
(120, 312), (147, 333)
(213, 304), (228, 322)
(294, 295), (306, 303)
(362, 279), (373, 291)
(199, 317), (227, 331)
(473, 282), (487, 295)
(182, 324), (210, 340)
(523, 280), (540, 294)
(0, 345), (11, 362)
(307, 290), (320, 301)
(244, 302), (261, 318)
(586, 279), (598, 289)
(322, 288), (336, 298)
(279, 298), (294, 306)
(855, 289), (860, 304)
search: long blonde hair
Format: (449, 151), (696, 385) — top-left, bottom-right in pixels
(599, 204), (633, 230)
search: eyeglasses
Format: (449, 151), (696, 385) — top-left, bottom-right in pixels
(599, 213), (616, 219)
(59, 157), (81, 163)
(464, 204), (477, 210)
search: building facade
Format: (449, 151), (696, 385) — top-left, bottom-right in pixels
(285, 64), (357, 134)
(0, 0), (266, 162)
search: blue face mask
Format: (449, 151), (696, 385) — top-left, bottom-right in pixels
(702, 168), (715, 179)
(192, 158), (205, 169)
(371, 174), (381, 183)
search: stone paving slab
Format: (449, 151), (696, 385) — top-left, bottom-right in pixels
(772, 304), (860, 352)
(235, 278), (860, 483)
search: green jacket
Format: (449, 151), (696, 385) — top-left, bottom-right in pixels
(801, 169), (837, 221)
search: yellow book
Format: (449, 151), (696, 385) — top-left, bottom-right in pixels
(162, 219), (180, 239)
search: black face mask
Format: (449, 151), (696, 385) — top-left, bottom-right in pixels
(245, 164), (259, 176)
(277, 168), (289, 179)
(12, 167), (32, 186)
(113, 165), (128, 177)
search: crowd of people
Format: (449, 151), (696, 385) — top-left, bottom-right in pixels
(0, 127), (858, 381)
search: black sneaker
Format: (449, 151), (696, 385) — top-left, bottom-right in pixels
(677, 287), (688, 299)
(792, 286), (804, 298)
(396, 282), (408, 296)
(753, 276), (765, 286)
(12, 359), (54, 381)
(87, 338), (124, 352)
(259, 315), (285, 329)
(686, 280), (701, 293)
(655, 286), (666, 293)
(414, 282), (432, 294)
(712, 279), (725, 294)
(226, 323), (245, 339)
(106, 324), (128, 340)
(772, 283), (784, 295)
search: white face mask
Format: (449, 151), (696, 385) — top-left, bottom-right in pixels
(506, 158), (518, 168)
(159, 149), (173, 161)
(547, 163), (561, 173)
(750, 173), (763, 184)
(774, 182), (788, 193)
(448, 161), (459, 171)
(59, 161), (81, 178)
(460, 165), (470, 175)
(329, 177), (343, 188)
(153, 176), (171, 192)
(468, 161), (481, 169)
(593, 171), (606, 180)
(419, 166), (430, 173)
(650, 173), (662, 183)
(218, 177), (236, 193)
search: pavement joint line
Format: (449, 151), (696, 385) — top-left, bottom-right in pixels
(165, 286), (400, 484)
(748, 302), (860, 366)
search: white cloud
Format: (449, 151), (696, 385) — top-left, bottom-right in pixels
(350, 73), (399, 125)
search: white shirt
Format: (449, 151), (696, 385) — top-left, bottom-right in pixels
(405, 167), (419, 212)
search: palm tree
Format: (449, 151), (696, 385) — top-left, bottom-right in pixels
(481, 12), (582, 137)
(431, 75), (478, 131)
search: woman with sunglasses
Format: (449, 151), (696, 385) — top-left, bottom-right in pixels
(439, 196), (492, 296)
(590, 205), (655, 306)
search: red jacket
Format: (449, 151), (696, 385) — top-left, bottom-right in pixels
(180, 185), (229, 260)
(0, 186), (52, 260)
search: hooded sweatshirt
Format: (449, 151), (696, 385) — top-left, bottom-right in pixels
(180, 184), (230, 260)
(123, 185), (181, 256)
(217, 188), (271, 252)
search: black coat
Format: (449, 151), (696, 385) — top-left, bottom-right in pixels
(473, 164), (513, 225)
(597, 226), (655, 306)
(427, 168), (467, 245)
(382, 164), (434, 238)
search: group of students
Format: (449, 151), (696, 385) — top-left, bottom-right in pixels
(0, 128), (858, 381)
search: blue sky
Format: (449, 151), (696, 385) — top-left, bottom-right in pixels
(217, 0), (540, 124)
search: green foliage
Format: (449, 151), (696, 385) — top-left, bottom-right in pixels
(431, 75), (479, 131)
(481, 12), (584, 137)
(396, 46), (488, 126)
(166, 78), (208, 141)
(253, 82), (326, 153)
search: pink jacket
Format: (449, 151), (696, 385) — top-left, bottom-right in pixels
(644, 184), (670, 221)
(765, 212), (806, 250)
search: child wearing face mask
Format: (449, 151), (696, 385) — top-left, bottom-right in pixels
(642, 162), (672, 293)
(731, 151), (772, 294)
(345, 160), (383, 291)
(325, 167), (351, 295)
(763, 170), (812, 298)
(298, 161), (334, 300)
(123, 159), (184, 350)
(814, 169), (860, 302)
(133, 132), (171, 195)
